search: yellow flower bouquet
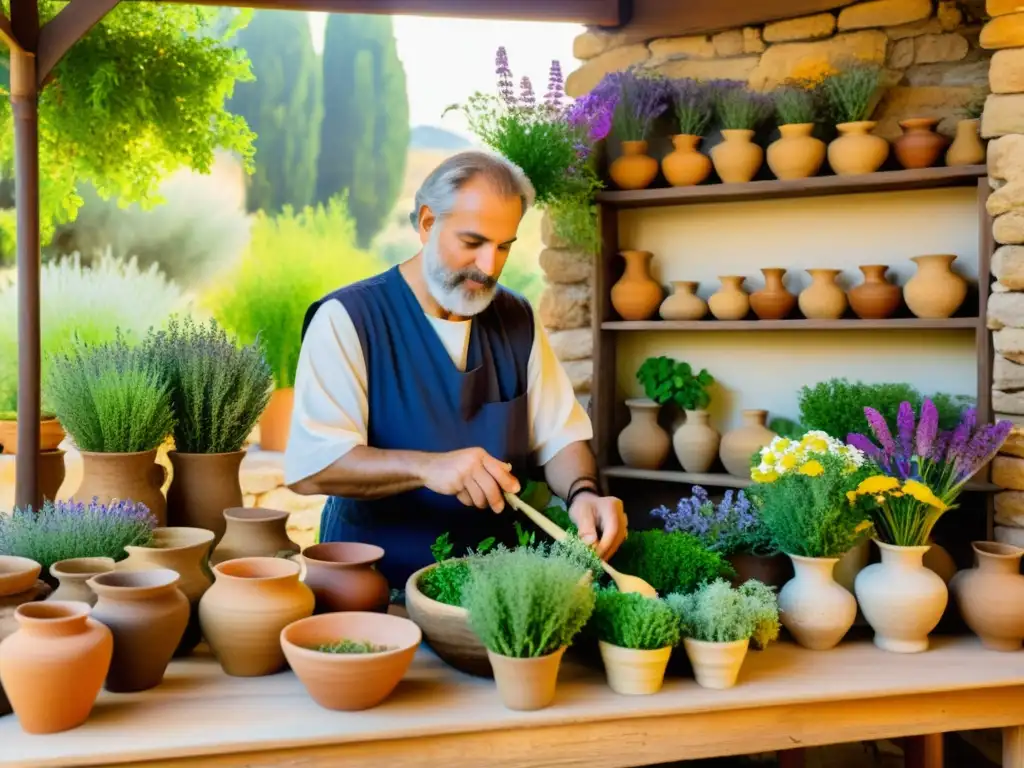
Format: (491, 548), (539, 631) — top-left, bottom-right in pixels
(846, 474), (948, 547)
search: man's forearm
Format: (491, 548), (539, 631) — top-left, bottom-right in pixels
(543, 440), (599, 500)
(289, 446), (430, 499)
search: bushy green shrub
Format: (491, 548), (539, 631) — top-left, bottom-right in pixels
(610, 530), (734, 596)
(592, 589), (681, 650)
(668, 579), (780, 646)
(418, 533), (498, 607)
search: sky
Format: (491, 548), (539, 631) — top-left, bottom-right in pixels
(308, 13), (582, 139)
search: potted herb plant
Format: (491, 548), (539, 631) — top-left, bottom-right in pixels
(946, 88), (987, 167)
(669, 579), (780, 689)
(662, 79), (715, 187)
(610, 529), (734, 597)
(821, 63), (889, 175)
(0, 409), (67, 504)
(592, 589), (680, 695)
(709, 83), (773, 184)
(768, 83), (826, 180)
(606, 68), (670, 190)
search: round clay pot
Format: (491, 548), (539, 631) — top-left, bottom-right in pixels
(893, 117), (948, 170)
(198, 556), (314, 677)
(259, 387), (294, 453)
(798, 268), (847, 320)
(708, 276), (750, 321)
(48, 558), (116, 606)
(0, 556), (41, 598)
(924, 540), (958, 585)
(672, 409), (720, 473)
(281, 611), (421, 711)
(487, 646), (566, 711)
(779, 554), (857, 650)
(210, 507), (300, 566)
(301, 542), (389, 614)
(683, 637), (749, 689)
(662, 134), (712, 187)
(610, 250), (663, 321)
(710, 129), (763, 183)
(828, 121), (889, 175)
(834, 539), (870, 594)
(848, 265), (902, 320)
(728, 552), (793, 593)
(950, 542), (1024, 651)
(617, 399), (670, 470)
(659, 281), (707, 321)
(38, 449), (66, 503)
(719, 410), (776, 477)
(75, 449), (167, 527)
(855, 542), (948, 654)
(767, 123), (826, 180)
(0, 601), (112, 734)
(610, 140), (659, 190)
(166, 450), (245, 545)
(750, 268), (796, 320)
(946, 118), (985, 167)
(598, 641), (671, 695)
(87, 568), (189, 692)
(0, 416), (65, 455)
(903, 254), (967, 319)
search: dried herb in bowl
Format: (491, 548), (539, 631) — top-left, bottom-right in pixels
(315, 640), (394, 654)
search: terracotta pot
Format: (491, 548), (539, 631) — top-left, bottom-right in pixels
(828, 121), (889, 175)
(727, 552), (793, 593)
(609, 140), (659, 190)
(198, 556), (314, 677)
(487, 646), (566, 711)
(951, 542), (1024, 651)
(76, 449), (167, 527)
(924, 540), (958, 585)
(767, 123), (826, 180)
(683, 637), (749, 689)
(0, 601), (112, 734)
(0, 556), (41, 598)
(610, 250), (663, 321)
(301, 542), (389, 614)
(0, 581), (53, 718)
(120, 527), (215, 656)
(659, 281), (707, 321)
(281, 611), (421, 711)
(710, 129), (763, 183)
(672, 409), (720, 473)
(48, 558), (116, 606)
(798, 268), (847, 320)
(903, 254), (967, 319)
(210, 507), (300, 566)
(404, 563), (491, 677)
(598, 641), (671, 695)
(778, 554), (857, 650)
(750, 268), (796, 320)
(855, 542), (948, 653)
(834, 539), (870, 594)
(0, 416), (65, 455)
(708, 276), (750, 321)
(617, 399), (670, 470)
(848, 265), (901, 320)
(662, 134), (712, 187)
(259, 387), (294, 452)
(946, 118), (985, 167)
(719, 410), (776, 477)
(893, 117), (948, 170)
(166, 450), (245, 545)
(87, 568), (189, 692)
(38, 449), (66, 503)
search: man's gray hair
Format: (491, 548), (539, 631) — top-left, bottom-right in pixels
(409, 150), (536, 228)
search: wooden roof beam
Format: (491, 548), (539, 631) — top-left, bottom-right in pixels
(37, 0), (121, 87)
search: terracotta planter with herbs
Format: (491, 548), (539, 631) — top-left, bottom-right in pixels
(76, 449), (168, 527)
(767, 124), (825, 180)
(662, 135), (711, 187)
(828, 122), (889, 175)
(610, 140), (659, 190)
(259, 387), (294, 453)
(711, 130), (763, 183)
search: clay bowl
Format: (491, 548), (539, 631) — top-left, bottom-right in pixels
(405, 563), (492, 677)
(280, 611), (421, 711)
(0, 556), (41, 597)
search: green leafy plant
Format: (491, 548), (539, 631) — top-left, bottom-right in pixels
(671, 79), (715, 137)
(821, 63), (884, 124)
(462, 547), (595, 658)
(610, 530), (734, 596)
(773, 84), (822, 125)
(539, 535), (605, 582)
(418, 533), (503, 607)
(961, 88), (987, 120)
(548, 200), (599, 256)
(315, 639), (393, 654)
(713, 85), (773, 131)
(636, 356), (714, 410)
(592, 589), (681, 650)
(769, 417), (804, 440)
(668, 578), (780, 646)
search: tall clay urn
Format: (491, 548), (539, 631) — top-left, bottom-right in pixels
(75, 449), (167, 527)
(166, 450), (245, 544)
(946, 119), (985, 167)
(617, 399), (670, 470)
(210, 507), (300, 566)
(750, 268), (796, 321)
(610, 250), (663, 321)
(302, 542), (390, 614)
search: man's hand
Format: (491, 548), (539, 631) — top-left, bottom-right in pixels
(419, 447), (521, 514)
(568, 492), (627, 560)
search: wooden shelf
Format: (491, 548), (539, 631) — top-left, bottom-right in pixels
(602, 317), (981, 331)
(595, 165), (987, 209)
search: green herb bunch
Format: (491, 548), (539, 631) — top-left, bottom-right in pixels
(45, 331), (173, 453)
(315, 639), (393, 654)
(592, 589), (681, 650)
(636, 356), (714, 410)
(418, 533), (498, 607)
(668, 578), (780, 645)
(822, 63), (884, 124)
(538, 535), (605, 582)
(611, 530), (734, 596)
(961, 88), (987, 120)
(713, 85), (773, 131)
(462, 547), (595, 658)
(773, 83), (823, 126)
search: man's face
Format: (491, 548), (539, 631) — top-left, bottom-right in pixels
(419, 176), (522, 317)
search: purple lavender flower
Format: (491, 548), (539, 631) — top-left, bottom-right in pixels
(518, 76), (536, 108)
(609, 68), (671, 141)
(544, 60), (565, 111)
(495, 46), (514, 105)
(897, 401), (916, 461)
(671, 78), (715, 136)
(651, 486), (771, 555)
(847, 432), (882, 461)
(954, 419), (1013, 482)
(915, 398), (939, 458)
(865, 406), (898, 456)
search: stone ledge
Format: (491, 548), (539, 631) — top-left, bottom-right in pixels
(837, 0), (933, 32)
(980, 12), (1024, 49)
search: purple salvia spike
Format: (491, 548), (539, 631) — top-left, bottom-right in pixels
(495, 46), (514, 105)
(847, 432), (882, 461)
(915, 398), (938, 458)
(897, 401), (915, 460)
(864, 406), (897, 457)
(519, 76), (536, 108)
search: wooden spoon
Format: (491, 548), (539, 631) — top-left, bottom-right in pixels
(503, 492), (658, 598)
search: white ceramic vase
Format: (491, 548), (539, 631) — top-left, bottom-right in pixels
(778, 555), (857, 651)
(683, 637), (749, 689)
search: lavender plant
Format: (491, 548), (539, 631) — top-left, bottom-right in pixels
(609, 68), (672, 141)
(773, 84), (822, 126)
(591, 589), (681, 650)
(713, 85), (773, 131)
(652, 487), (775, 556)
(671, 79), (715, 137)
(822, 63), (884, 124)
(0, 497), (156, 570)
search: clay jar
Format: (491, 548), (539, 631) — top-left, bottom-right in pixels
(719, 410), (776, 477)
(903, 255), (967, 319)
(946, 119), (985, 167)
(798, 269), (847, 320)
(828, 121), (889, 175)
(0, 556), (41, 597)
(488, 646), (566, 711)
(848, 265), (902, 320)
(166, 450), (245, 545)
(259, 387), (294, 452)
(779, 555), (857, 650)
(0, 601), (113, 734)
(659, 281), (707, 321)
(673, 410), (720, 473)
(48, 558), (116, 606)
(610, 250), (663, 321)
(199, 556), (315, 677)
(893, 117), (948, 170)
(708, 276), (750, 321)
(750, 268), (796, 320)
(75, 449), (168, 527)
(662, 134), (712, 187)
(950, 542), (1024, 651)
(210, 507), (300, 566)
(598, 641), (672, 695)
(617, 399), (670, 470)
(683, 637), (749, 689)
(301, 542), (389, 614)
(710, 129), (763, 183)
(87, 569), (189, 692)
(767, 124), (826, 180)
(609, 140), (659, 190)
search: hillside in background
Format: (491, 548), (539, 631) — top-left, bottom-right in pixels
(410, 125), (472, 150)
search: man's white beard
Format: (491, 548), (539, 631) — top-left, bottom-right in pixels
(422, 225), (498, 317)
